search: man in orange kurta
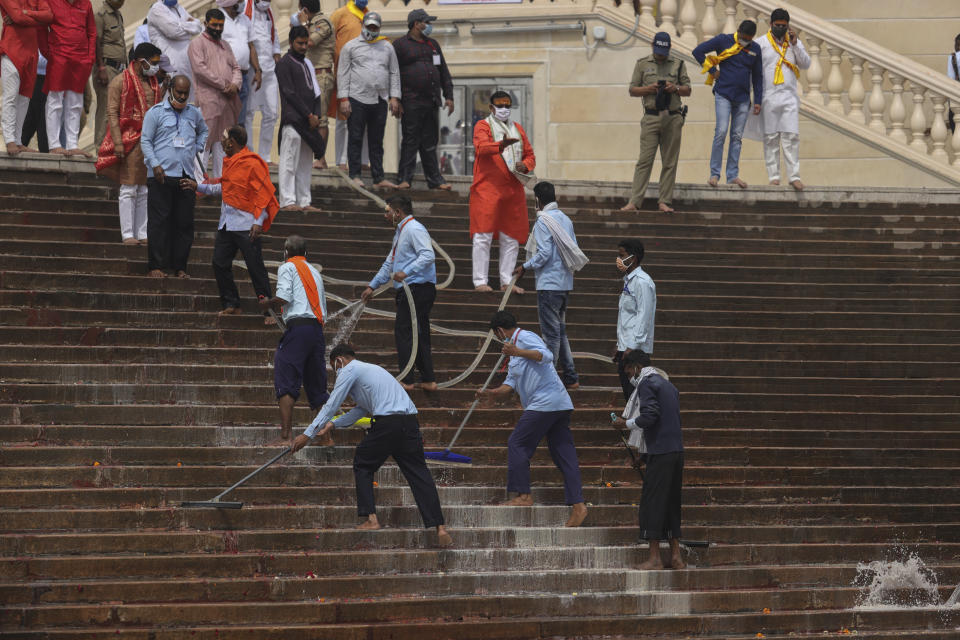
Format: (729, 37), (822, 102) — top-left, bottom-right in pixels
(0, 0), (53, 154)
(41, 0), (96, 155)
(329, 0), (367, 168)
(469, 90), (535, 294)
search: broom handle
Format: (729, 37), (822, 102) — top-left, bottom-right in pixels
(212, 446), (292, 502)
(443, 352), (506, 452)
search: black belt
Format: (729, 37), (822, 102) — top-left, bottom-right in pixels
(645, 108), (682, 116)
(103, 58), (126, 71)
(285, 317), (321, 328)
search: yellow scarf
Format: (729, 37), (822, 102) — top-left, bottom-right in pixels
(766, 31), (799, 85)
(700, 33), (744, 85)
(347, 1), (387, 41)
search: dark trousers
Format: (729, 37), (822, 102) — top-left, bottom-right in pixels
(146, 176), (196, 272)
(507, 409), (584, 505)
(537, 290), (578, 386)
(353, 413), (444, 528)
(616, 349), (651, 402)
(638, 451), (684, 540)
(347, 97), (387, 182)
(395, 282), (436, 384)
(211, 227), (271, 310)
(273, 321), (329, 409)
(21, 75), (48, 153)
(397, 102), (444, 188)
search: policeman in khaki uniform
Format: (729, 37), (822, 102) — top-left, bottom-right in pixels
(294, 1), (336, 168)
(620, 32), (691, 214)
(92, 0), (127, 148)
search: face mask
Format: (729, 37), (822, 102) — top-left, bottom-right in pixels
(255, 0), (270, 11)
(169, 94), (187, 110)
(361, 27), (378, 41)
(771, 25), (788, 39)
(493, 106), (511, 121)
(616, 255), (635, 272)
(142, 61), (160, 77)
(422, 23), (433, 37)
(162, 0), (177, 6)
(206, 27), (223, 40)
(630, 375), (642, 387)
(354, 0), (368, 8)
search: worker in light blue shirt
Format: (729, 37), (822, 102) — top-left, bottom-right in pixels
(360, 194), (438, 392)
(515, 181), (579, 389)
(615, 238), (656, 401)
(292, 343), (451, 546)
(140, 75), (208, 279)
(479, 310), (587, 528)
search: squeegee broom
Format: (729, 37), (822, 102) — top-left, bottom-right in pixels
(181, 446), (292, 509)
(425, 352), (506, 465)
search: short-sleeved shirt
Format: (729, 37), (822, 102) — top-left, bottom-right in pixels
(95, 3), (126, 63)
(630, 55), (690, 112)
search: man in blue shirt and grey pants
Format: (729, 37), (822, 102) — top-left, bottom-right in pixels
(479, 311), (587, 528)
(693, 20), (763, 189)
(361, 195), (438, 392)
(514, 181), (580, 390)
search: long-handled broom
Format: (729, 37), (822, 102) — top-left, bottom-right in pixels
(425, 352), (506, 465)
(181, 446), (292, 509)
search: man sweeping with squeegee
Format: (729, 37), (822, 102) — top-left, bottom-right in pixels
(291, 343), (453, 547)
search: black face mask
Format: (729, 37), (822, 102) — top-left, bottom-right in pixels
(207, 27), (223, 40)
(771, 25), (788, 39)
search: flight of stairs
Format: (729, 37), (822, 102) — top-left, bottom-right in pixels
(1, 158), (959, 638)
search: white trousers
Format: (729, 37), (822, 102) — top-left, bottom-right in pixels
(245, 70), (278, 162)
(279, 125), (313, 207)
(763, 132), (800, 183)
(1, 56), (29, 147)
(45, 90), (84, 151)
(334, 117), (367, 166)
(118, 184), (148, 241)
(472, 232), (519, 288)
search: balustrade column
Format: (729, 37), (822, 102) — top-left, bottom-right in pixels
(908, 85), (928, 152)
(825, 46), (845, 114)
(952, 112), (960, 167)
(741, 6), (759, 30)
(659, 0), (678, 36)
(638, 0), (656, 29)
(677, 0), (698, 46)
(700, 0), (718, 41)
(866, 64), (887, 133)
(274, 0), (294, 30)
(721, 0), (737, 35)
(847, 55), (866, 124)
(887, 74), (908, 143)
(804, 36), (823, 104)
(930, 95), (949, 162)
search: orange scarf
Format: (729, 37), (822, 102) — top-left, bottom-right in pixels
(215, 148), (280, 232)
(95, 65), (159, 173)
(286, 256), (324, 324)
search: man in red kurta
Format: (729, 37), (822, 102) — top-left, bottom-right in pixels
(0, 0), (53, 154)
(40, 0), (96, 155)
(469, 90), (535, 294)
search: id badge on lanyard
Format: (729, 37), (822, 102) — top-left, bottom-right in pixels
(173, 110), (186, 148)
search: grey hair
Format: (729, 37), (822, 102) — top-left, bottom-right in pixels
(284, 235), (307, 257)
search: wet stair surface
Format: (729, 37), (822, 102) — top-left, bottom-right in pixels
(1, 162), (959, 639)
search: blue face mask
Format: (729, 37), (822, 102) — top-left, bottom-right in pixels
(422, 23), (433, 37)
(354, 0), (368, 8)
(162, 0), (177, 6)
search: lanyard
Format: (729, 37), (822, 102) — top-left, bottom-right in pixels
(391, 216), (414, 261)
(510, 328), (520, 345)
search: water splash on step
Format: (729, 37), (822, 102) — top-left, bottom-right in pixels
(853, 551), (941, 609)
(326, 301), (365, 351)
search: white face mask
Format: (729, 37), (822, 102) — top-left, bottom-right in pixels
(493, 106), (511, 122)
(616, 255), (635, 272)
(361, 27), (378, 41)
(142, 61), (160, 77)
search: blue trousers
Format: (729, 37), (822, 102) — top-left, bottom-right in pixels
(709, 94), (750, 182)
(537, 290), (578, 386)
(507, 409), (584, 505)
(273, 321), (329, 410)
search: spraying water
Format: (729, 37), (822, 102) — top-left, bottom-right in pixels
(326, 300), (366, 351)
(853, 551), (942, 609)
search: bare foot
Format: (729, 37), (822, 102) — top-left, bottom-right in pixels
(49, 147), (69, 155)
(564, 502), (588, 527)
(501, 494), (534, 506)
(564, 382), (580, 391)
(790, 179), (804, 191)
(436, 525), (453, 547)
(373, 180), (397, 189)
(301, 205), (322, 213)
(121, 238), (139, 245)
(337, 163), (347, 171)
(316, 433), (334, 447)
(431, 183), (452, 191)
(6, 142), (20, 155)
(279, 205), (302, 212)
(707, 176), (719, 187)
(657, 202), (674, 213)
(400, 382), (416, 392)
(147, 269), (166, 278)
(669, 554), (687, 570)
(503, 284), (524, 295)
(638, 556), (665, 570)
(351, 177), (365, 188)
(730, 177), (748, 189)
(68, 149), (91, 158)
(619, 202), (640, 212)
(280, 427), (291, 440)
(357, 515), (381, 530)
(176, 270), (190, 279)
(137, 239), (148, 246)
(420, 382), (439, 392)
(769, 179), (780, 186)
(18, 144), (37, 153)
(263, 315), (277, 326)
(474, 285), (494, 293)
(312, 159), (327, 170)
(218, 307), (242, 316)
(395, 181), (411, 190)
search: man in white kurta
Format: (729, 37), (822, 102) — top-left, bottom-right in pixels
(147, 0), (203, 86)
(745, 8), (810, 191)
(245, 0), (281, 162)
